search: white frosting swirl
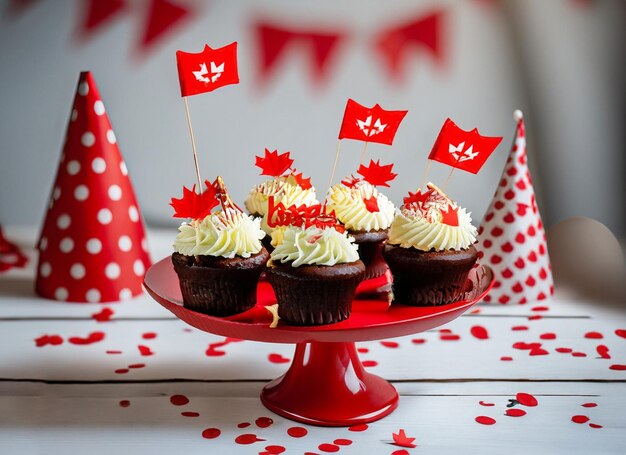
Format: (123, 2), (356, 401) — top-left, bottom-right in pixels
(245, 175), (317, 217)
(173, 208), (265, 258)
(388, 205), (477, 251)
(270, 226), (359, 267)
(326, 181), (395, 232)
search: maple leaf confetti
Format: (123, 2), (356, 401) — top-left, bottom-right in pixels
(440, 204), (460, 226)
(356, 160), (397, 187)
(391, 429), (417, 448)
(255, 149), (293, 176)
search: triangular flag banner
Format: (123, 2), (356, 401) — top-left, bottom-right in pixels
(139, 0), (192, 53)
(476, 110), (553, 304)
(35, 72), (151, 303)
(78, 0), (126, 38)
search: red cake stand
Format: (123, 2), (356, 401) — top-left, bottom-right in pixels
(144, 258), (494, 427)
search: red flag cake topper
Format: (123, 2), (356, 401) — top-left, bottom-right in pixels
(36, 72), (151, 303)
(476, 110), (553, 304)
(338, 99), (408, 145)
(429, 118), (502, 174)
(176, 42), (239, 97)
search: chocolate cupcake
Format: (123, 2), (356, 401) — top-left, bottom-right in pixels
(171, 177), (269, 316)
(383, 183), (478, 306)
(325, 167), (396, 279)
(266, 224), (365, 325)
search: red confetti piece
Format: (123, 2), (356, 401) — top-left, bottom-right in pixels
(440, 334), (460, 341)
(91, 307), (114, 322)
(268, 353), (290, 364)
(128, 363), (145, 369)
(181, 412), (199, 417)
(119, 400), (130, 407)
(479, 401), (495, 406)
(106, 350), (122, 354)
(516, 393), (538, 407)
(475, 416), (496, 425)
(513, 342), (542, 350)
(589, 423), (603, 429)
(572, 415), (590, 424)
(470, 308), (481, 314)
(539, 333), (556, 340)
(380, 341), (399, 348)
(142, 332), (157, 339)
(596, 345), (611, 359)
(531, 306), (549, 312)
(528, 315), (542, 321)
(500, 356), (513, 361)
(348, 424), (369, 432)
(572, 352), (587, 357)
(235, 434), (265, 445)
(68, 331), (105, 345)
(585, 332), (603, 339)
(35, 334), (64, 347)
(202, 428), (221, 439)
(392, 429), (416, 448)
(615, 329), (626, 339)
(115, 369), (129, 374)
(411, 338), (426, 344)
(470, 325), (489, 340)
(439, 329), (452, 333)
(556, 347), (573, 353)
(287, 426), (308, 437)
(505, 409), (527, 417)
(334, 439), (352, 446)
(362, 360), (378, 367)
(357, 347), (369, 353)
(609, 364), (626, 370)
(237, 422), (250, 428)
(529, 348), (549, 356)
(581, 403), (598, 407)
(264, 445), (286, 454)
(256, 417), (274, 428)
(138, 345), (154, 356)
(392, 451), (410, 455)
(511, 326), (529, 331)
(170, 395), (189, 406)
(318, 443), (339, 452)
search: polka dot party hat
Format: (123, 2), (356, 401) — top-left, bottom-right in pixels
(476, 110), (553, 304)
(35, 72), (151, 303)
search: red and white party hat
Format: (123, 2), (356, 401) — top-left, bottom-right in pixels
(476, 110), (553, 304)
(35, 72), (151, 303)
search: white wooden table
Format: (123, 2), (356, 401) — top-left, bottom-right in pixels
(1, 227), (625, 454)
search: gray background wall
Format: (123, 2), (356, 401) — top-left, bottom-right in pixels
(1, 0), (624, 238)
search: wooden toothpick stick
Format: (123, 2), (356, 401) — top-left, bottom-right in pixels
(442, 166), (456, 192)
(183, 96), (203, 191)
(359, 141), (369, 166)
(421, 160), (432, 189)
(324, 139), (343, 206)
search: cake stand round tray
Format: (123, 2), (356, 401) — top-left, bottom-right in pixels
(144, 257), (494, 427)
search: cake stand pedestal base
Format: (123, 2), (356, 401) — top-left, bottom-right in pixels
(261, 341), (398, 427)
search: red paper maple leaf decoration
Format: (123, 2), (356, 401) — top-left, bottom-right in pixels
(440, 204), (460, 226)
(392, 429), (417, 448)
(170, 181), (218, 220)
(357, 159), (397, 187)
(255, 149), (294, 177)
(341, 175), (360, 188)
(291, 171), (313, 190)
(403, 189), (432, 209)
(363, 195), (380, 213)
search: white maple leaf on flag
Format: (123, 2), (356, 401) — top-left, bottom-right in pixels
(193, 61), (225, 84)
(356, 116), (387, 137)
(449, 141), (479, 162)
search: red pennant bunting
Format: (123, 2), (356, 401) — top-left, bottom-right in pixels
(176, 42), (239, 97)
(255, 22), (344, 84)
(374, 10), (445, 81)
(78, 0), (126, 38)
(6, 0), (38, 16)
(428, 118), (502, 174)
(338, 99), (407, 145)
(139, 0), (192, 53)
